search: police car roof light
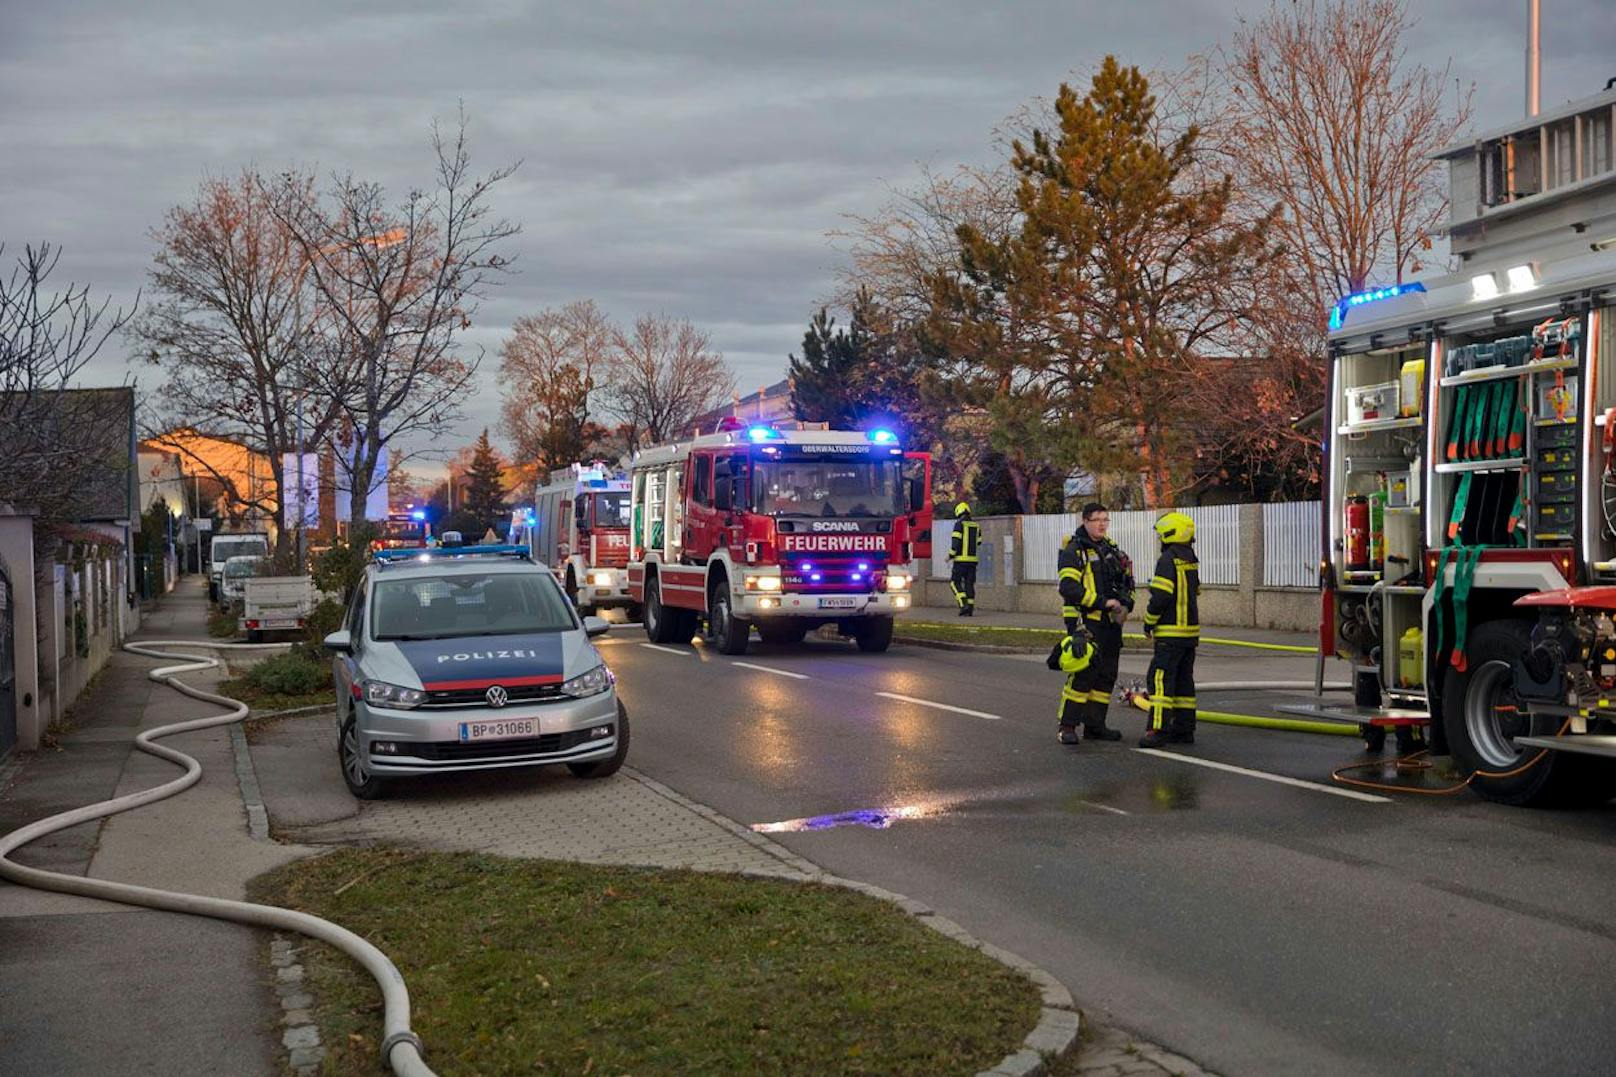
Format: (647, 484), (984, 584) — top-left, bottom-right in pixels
(371, 544), (532, 564)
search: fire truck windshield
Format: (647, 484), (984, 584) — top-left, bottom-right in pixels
(752, 459), (904, 518)
(591, 492), (630, 528)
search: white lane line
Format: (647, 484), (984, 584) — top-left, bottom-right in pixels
(639, 643), (694, 656)
(1075, 800), (1130, 817)
(875, 691), (1002, 721)
(731, 661), (809, 680)
(1133, 748), (1391, 803)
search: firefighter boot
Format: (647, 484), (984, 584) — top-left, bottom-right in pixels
(1138, 731), (1170, 749)
(1082, 701), (1122, 741)
(1057, 725), (1080, 746)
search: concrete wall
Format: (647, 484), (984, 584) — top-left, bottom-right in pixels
(919, 505), (1321, 633)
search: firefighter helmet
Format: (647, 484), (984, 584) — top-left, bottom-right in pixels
(954, 501), (972, 518)
(1154, 511), (1195, 544)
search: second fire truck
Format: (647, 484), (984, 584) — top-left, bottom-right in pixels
(514, 463), (636, 617)
(626, 421), (932, 655)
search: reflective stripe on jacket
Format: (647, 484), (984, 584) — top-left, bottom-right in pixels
(1142, 542), (1199, 639)
(951, 519), (981, 563)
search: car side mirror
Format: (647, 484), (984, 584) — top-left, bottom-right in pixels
(582, 616), (611, 638)
(323, 630), (353, 654)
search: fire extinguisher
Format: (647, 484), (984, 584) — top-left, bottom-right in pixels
(1345, 496), (1371, 571)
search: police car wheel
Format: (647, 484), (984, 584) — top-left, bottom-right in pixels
(568, 702), (629, 779)
(338, 715), (391, 800)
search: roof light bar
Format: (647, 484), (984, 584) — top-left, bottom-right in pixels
(1328, 282), (1427, 331)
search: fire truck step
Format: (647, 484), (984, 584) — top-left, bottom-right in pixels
(1274, 703), (1429, 728)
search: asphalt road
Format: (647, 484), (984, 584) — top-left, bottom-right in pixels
(600, 626), (1616, 1077)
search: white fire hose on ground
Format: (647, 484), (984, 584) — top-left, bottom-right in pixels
(0, 640), (435, 1077)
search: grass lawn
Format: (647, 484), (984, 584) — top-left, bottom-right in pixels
(252, 848), (1043, 1076)
(207, 604), (241, 639)
(222, 677), (334, 713)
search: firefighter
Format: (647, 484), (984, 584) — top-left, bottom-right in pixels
(1056, 502), (1134, 741)
(1140, 511), (1199, 749)
(1050, 621), (1097, 745)
(948, 501), (980, 617)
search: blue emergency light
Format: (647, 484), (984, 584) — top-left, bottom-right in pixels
(1328, 281), (1426, 331)
(746, 425), (781, 442)
(869, 429), (897, 444)
(372, 544), (530, 563)
(410, 510), (426, 521)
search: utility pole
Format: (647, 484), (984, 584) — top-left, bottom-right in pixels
(1526, 0), (1541, 118)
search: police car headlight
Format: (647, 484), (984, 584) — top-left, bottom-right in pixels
(561, 662), (614, 699)
(363, 680), (425, 709)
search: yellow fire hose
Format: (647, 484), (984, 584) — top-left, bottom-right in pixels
(903, 621), (1319, 655)
(1124, 693), (1357, 736)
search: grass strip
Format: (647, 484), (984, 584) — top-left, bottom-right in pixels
(219, 677), (333, 713)
(252, 848), (1041, 1076)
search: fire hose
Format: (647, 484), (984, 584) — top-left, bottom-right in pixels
(0, 640), (435, 1077)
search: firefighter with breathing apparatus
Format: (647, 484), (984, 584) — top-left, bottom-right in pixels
(1139, 511), (1200, 749)
(949, 501), (980, 617)
(1056, 502), (1133, 742)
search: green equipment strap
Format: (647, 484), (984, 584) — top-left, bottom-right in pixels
(1508, 487), (1527, 546)
(1448, 472), (1473, 541)
(1430, 545), (1457, 666)
(1450, 544), (1486, 672)
(1468, 379), (1491, 458)
(1491, 379), (1513, 457)
(1446, 384), (1468, 461)
(1508, 375), (1528, 455)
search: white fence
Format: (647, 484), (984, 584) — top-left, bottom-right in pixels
(1261, 501), (1322, 588)
(1021, 506), (1241, 586)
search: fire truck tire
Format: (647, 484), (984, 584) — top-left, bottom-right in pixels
(644, 576), (679, 644)
(1442, 619), (1616, 807)
(1353, 669), (1380, 708)
(853, 616), (894, 653)
(626, 603), (644, 624)
(568, 702), (629, 779)
(707, 582), (751, 654)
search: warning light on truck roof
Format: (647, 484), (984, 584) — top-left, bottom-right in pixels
(1328, 281), (1427, 331)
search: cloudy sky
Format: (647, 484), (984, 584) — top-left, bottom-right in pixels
(3, 1), (1608, 475)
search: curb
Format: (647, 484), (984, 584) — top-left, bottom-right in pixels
(623, 766), (1083, 1076)
(893, 634), (1046, 655)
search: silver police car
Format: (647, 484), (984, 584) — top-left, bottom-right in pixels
(323, 544), (626, 799)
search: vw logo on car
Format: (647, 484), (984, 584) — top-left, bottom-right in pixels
(485, 684), (508, 708)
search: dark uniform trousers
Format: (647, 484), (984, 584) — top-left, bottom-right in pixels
(1145, 637), (1197, 738)
(950, 560), (977, 612)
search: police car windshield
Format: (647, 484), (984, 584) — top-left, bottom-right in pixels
(752, 459), (903, 517)
(371, 573), (575, 641)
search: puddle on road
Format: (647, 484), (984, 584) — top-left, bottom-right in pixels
(1068, 772), (1204, 814)
(750, 804), (946, 833)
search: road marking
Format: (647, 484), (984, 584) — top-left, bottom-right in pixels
(731, 661), (809, 680)
(875, 692), (1002, 721)
(1075, 800), (1130, 816)
(1133, 748), (1391, 803)
(639, 643), (694, 656)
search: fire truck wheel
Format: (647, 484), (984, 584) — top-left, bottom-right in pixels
(626, 603), (645, 624)
(1360, 723), (1387, 752)
(568, 702), (629, 779)
(708, 582), (751, 655)
(853, 615), (894, 653)
(644, 576), (677, 643)
(1442, 619), (1616, 807)
(1353, 669), (1380, 708)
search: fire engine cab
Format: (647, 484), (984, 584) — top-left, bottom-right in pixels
(512, 463), (635, 616)
(1294, 85), (1616, 805)
(626, 421), (930, 655)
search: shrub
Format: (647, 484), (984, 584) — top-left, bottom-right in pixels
(304, 597), (347, 644)
(243, 652), (331, 697)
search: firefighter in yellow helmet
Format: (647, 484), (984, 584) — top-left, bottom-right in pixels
(1140, 512), (1200, 749)
(948, 501), (980, 617)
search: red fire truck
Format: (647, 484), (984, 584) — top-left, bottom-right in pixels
(1297, 85), (1616, 805)
(513, 464), (636, 616)
(626, 421), (931, 654)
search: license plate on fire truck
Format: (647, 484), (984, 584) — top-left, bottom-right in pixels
(817, 597), (859, 609)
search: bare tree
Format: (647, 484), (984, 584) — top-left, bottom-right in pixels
(272, 114), (519, 531)
(131, 169), (337, 547)
(0, 243), (134, 526)
(601, 314), (736, 451)
(499, 300), (613, 474)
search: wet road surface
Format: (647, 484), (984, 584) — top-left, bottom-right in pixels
(601, 627), (1616, 1076)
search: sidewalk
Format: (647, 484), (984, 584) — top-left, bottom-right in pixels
(0, 580), (305, 1075)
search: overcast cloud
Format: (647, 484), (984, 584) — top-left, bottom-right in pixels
(3, 1), (1609, 474)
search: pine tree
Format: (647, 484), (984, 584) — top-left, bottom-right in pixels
(461, 429), (507, 535)
(789, 289), (940, 443)
(788, 308), (861, 428)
